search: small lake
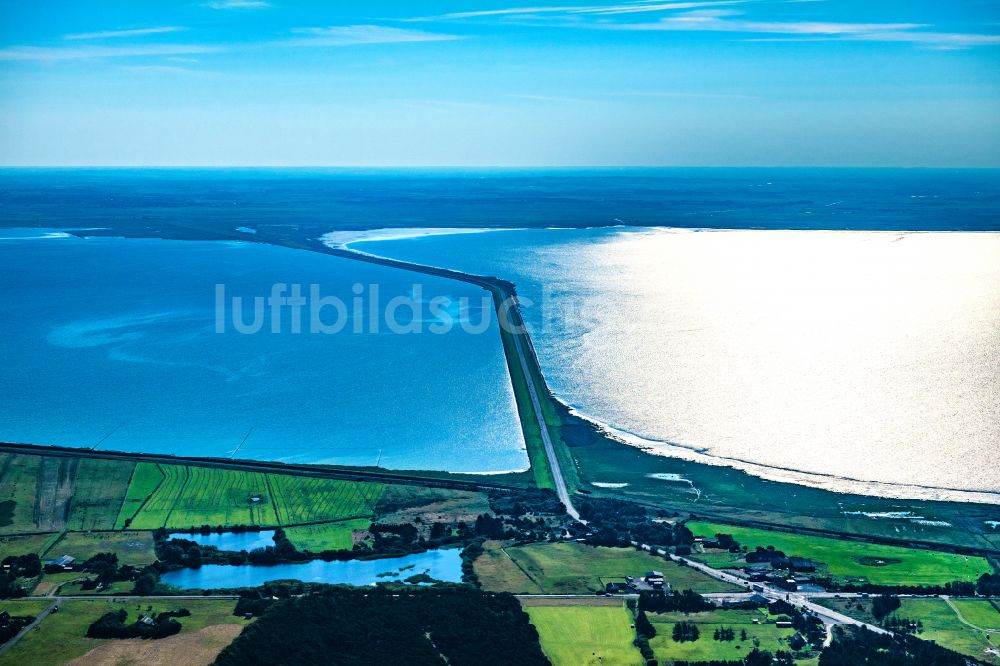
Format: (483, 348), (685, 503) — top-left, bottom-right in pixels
(159, 548), (463, 589)
(169, 531), (275, 552)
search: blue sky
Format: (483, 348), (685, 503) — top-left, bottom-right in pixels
(1, 1), (998, 166)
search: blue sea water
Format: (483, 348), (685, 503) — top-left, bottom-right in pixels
(358, 227), (1000, 500)
(1, 169), (997, 490)
(1, 168), (997, 233)
(0, 232), (526, 472)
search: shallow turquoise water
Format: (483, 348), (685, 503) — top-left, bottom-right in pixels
(0, 232), (526, 472)
(159, 547), (462, 589)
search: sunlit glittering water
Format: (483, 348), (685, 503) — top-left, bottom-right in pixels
(357, 228), (1000, 502)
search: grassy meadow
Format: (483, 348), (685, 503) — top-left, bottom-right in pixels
(118, 464), (383, 530)
(897, 598), (999, 665)
(951, 598), (1000, 630)
(687, 521), (991, 585)
(526, 603), (643, 666)
(815, 596), (1000, 665)
(283, 519), (370, 553)
(48, 531), (156, 566)
(475, 541), (741, 594)
(0, 598), (245, 666)
(647, 608), (805, 664)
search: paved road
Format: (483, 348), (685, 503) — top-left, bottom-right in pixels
(506, 299), (580, 522)
(0, 600), (57, 657)
(633, 542), (890, 639)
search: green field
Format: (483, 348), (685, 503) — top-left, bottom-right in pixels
(3, 453), (388, 537)
(951, 599), (1000, 630)
(0, 455), (138, 535)
(647, 609), (802, 664)
(118, 463), (383, 530)
(267, 475), (382, 525)
(894, 598), (999, 665)
(0, 599), (56, 617)
(284, 519), (370, 552)
(526, 603), (643, 666)
(687, 521), (991, 585)
(114, 462), (166, 529)
(0, 454), (42, 531)
(0, 598), (244, 666)
(30, 571), (83, 596)
(48, 531), (156, 566)
(475, 541), (741, 594)
(64, 459), (135, 531)
(0, 532), (62, 560)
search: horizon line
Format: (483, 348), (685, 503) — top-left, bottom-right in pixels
(2, 165), (999, 170)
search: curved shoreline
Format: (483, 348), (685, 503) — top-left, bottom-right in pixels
(333, 226), (1000, 506)
(562, 400), (1000, 505)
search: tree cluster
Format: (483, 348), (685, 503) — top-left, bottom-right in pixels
(487, 488), (565, 517)
(672, 621), (700, 642)
(639, 589), (715, 613)
(881, 616), (922, 635)
(1, 554), (41, 578)
(85, 608), (183, 639)
(217, 586), (549, 666)
(576, 497), (694, 549)
(745, 547), (786, 564)
(78, 552), (139, 588)
(0, 612), (35, 644)
(744, 650), (795, 666)
(977, 572), (1000, 596)
(818, 626), (968, 666)
(713, 627), (736, 641)
(870, 594), (901, 621)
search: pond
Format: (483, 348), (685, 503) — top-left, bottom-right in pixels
(169, 531), (276, 552)
(159, 547), (463, 589)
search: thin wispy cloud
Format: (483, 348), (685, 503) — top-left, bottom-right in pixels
(511, 93), (603, 104)
(0, 43), (222, 62)
(405, 1), (744, 22)
(285, 25), (461, 47)
(600, 9), (1000, 47)
(117, 64), (202, 75)
(603, 10), (926, 35)
(608, 90), (754, 99)
(65, 26), (188, 40)
(205, 0), (270, 8)
(403, 2), (999, 49)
